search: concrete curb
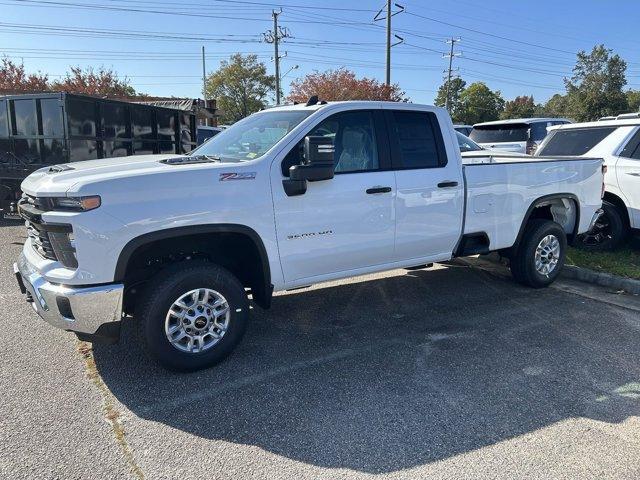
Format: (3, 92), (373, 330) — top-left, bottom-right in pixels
(560, 264), (640, 295)
(483, 252), (640, 295)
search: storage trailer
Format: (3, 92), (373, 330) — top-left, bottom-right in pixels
(0, 92), (197, 213)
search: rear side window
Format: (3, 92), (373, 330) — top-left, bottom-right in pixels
(388, 111), (444, 169)
(537, 127), (618, 156)
(470, 124), (528, 143)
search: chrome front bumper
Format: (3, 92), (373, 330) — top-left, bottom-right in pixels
(14, 253), (124, 337)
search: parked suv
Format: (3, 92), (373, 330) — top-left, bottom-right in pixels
(537, 114), (640, 250)
(470, 118), (571, 154)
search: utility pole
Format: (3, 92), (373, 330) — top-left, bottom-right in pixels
(201, 46), (207, 125)
(443, 37), (461, 113)
(386, 0), (391, 86)
(263, 10), (290, 105)
(374, 2), (404, 87)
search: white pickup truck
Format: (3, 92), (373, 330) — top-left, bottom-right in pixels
(14, 100), (604, 371)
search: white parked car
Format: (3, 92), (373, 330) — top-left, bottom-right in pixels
(14, 100), (603, 370)
(470, 118), (571, 154)
(537, 113), (640, 250)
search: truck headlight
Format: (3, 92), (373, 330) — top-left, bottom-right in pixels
(52, 196), (101, 212)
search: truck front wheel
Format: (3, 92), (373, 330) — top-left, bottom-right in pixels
(510, 219), (567, 288)
(138, 261), (249, 371)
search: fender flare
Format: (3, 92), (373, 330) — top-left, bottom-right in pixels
(114, 224), (273, 308)
(513, 193), (580, 247)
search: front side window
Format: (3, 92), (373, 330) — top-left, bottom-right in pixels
(537, 127), (618, 156)
(281, 110), (380, 176)
(193, 110), (312, 163)
(389, 111), (442, 168)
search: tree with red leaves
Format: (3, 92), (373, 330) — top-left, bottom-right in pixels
(52, 66), (138, 97)
(287, 68), (408, 103)
(0, 57), (49, 93)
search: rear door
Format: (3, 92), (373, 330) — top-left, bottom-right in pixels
(384, 108), (464, 262)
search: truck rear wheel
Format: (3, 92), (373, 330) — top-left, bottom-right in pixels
(510, 219), (567, 288)
(138, 261), (249, 371)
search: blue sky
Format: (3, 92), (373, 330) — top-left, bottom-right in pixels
(2, 0), (640, 105)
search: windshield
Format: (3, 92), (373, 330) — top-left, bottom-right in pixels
(536, 126), (618, 156)
(190, 110), (312, 162)
(470, 124), (529, 143)
(456, 131), (483, 152)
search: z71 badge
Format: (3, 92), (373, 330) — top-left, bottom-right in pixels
(219, 172), (256, 181)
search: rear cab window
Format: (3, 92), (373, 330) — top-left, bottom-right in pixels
(470, 124), (529, 143)
(536, 127), (618, 156)
(387, 110), (447, 169)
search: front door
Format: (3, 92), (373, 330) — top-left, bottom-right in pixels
(271, 109), (396, 284)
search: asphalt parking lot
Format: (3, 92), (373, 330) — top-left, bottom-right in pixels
(2, 220), (640, 480)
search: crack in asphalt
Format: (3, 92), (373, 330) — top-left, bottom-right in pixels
(77, 341), (145, 480)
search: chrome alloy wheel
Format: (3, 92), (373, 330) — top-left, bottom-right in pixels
(534, 234), (561, 276)
(164, 288), (230, 354)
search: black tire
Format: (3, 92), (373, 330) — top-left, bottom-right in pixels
(510, 219), (567, 288)
(574, 201), (627, 251)
(138, 261), (249, 371)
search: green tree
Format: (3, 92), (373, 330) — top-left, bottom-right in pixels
(627, 90), (640, 112)
(564, 45), (628, 121)
(205, 53), (275, 124)
(434, 77), (466, 121)
(456, 82), (505, 124)
(542, 94), (569, 117)
(500, 95), (536, 119)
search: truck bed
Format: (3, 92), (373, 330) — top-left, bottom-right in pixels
(461, 154), (603, 251)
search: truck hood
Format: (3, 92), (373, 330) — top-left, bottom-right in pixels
(21, 154), (183, 196)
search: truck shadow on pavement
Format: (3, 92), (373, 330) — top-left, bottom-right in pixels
(93, 265), (640, 473)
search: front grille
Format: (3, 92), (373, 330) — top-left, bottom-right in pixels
(26, 222), (57, 261)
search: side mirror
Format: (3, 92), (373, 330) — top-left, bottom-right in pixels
(283, 136), (335, 196)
